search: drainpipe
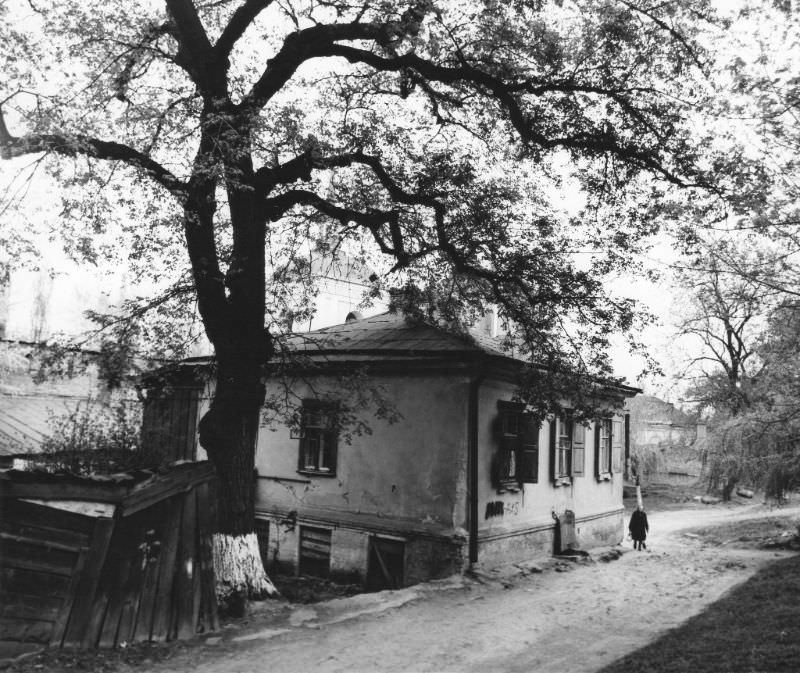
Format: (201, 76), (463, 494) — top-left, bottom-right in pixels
(467, 369), (486, 565)
(624, 413), (631, 480)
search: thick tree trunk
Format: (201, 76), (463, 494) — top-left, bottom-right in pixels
(198, 360), (277, 611)
(183, 114), (273, 612)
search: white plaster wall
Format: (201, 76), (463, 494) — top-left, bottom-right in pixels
(476, 379), (624, 539)
(254, 374), (470, 532)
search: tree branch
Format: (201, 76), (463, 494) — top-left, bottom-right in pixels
(215, 0), (274, 58)
(242, 1), (434, 108)
(324, 44), (695, 188)
(165, 0), (225, 96)
(263, 188), (406, 260)
(0, 106), (186, 199)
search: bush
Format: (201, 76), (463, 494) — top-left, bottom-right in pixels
(36, 398), (168, 475)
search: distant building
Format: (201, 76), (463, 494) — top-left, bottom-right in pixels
(0, 341), (101, 466)
(627, 395), (704, 483)
(0, 251), (387, 463)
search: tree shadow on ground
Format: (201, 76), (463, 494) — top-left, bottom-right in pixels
(599, 555), (800, 673)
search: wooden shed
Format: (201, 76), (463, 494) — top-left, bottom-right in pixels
(0, 461), (218, 659)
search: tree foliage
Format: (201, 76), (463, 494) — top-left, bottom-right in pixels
(0, 0), (724, 598)
(701, 302), (800, 500)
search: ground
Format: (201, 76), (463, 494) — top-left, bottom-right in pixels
(3, 486), (799, 673)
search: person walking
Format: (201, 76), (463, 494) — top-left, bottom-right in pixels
(629, 505), (649, 551)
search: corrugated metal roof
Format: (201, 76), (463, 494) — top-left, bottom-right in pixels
(0, 394), (83, 456)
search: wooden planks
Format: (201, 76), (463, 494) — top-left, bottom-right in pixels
(61, 517), (116, 648)
(298, 526), (332, 578)
(0, 499), (91, 649)
(141, 387), (202, 463)
(0, 468), (218, 651)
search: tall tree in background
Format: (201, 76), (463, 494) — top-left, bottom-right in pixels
(0, 0), (719, 605)
(670, 1), (800, 500)
(676, 243), (781, 416)
(675, 242), (784, 498)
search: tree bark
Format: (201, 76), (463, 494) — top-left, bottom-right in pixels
(199, 358), (278, 609)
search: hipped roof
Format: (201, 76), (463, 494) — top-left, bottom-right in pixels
(170, 312), (639, 396)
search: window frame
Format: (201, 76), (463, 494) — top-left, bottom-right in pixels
(295, 399), (338, 477)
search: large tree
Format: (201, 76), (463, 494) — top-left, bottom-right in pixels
(0, 0), (719, 604)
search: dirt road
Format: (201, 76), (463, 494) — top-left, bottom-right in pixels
(132, 503), (800, 673)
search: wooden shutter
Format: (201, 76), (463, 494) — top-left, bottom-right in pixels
(549, 418), (557, 483)
(612, 418), (623, 473)
(593, 421), (601, 479)
(572, 421), (585, 477)
(518, 415), (539, 483)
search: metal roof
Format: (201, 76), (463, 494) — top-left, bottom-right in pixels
(284, 312), (511, 359)
(170, 312), (640, 395)
(0, 394), (82, 457)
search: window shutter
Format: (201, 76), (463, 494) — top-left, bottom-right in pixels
(549, 418), (557, 483)
(572, 421), (585, 477)
(518, 415), (539, 483)
(612, 419), (623, 473)
(326, 427), (339, 472)
(593, 421), (601, 479)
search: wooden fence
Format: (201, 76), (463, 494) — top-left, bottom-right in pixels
(0, 461), (218, 658)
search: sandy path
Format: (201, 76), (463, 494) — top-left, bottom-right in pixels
(141, 503), (800, 673)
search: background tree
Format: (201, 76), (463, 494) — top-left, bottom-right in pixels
(666, 0), (800, 500)
(702, 302), (800, 501)
(0, 0), (721, 605)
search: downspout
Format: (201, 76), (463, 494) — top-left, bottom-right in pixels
(467, 368), (486, 565)
(624, 413), (631, 480)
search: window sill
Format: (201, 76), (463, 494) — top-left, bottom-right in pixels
(553, 477), (572, 487)
(596, 472), (612, 482)
(496, 479), (521, 494)
(297, 469), (337, 478)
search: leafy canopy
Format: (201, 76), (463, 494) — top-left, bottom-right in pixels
(0, 0), (722, 414)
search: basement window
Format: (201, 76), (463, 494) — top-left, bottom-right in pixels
(298, 525), (332, 578)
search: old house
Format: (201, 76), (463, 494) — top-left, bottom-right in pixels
(145, 312), (636, 589)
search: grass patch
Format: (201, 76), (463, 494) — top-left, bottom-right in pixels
(600, 554), (800, 673)
(685, 516), (799, 549)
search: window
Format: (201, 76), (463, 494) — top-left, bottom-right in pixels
(494, 402), (539, 492)
(366, 537), (405, 590)
(595, 418), (612, 479)
(295, 400), (338, 476)
(548, 413), (585, 484)
(298, 526), (331, 578)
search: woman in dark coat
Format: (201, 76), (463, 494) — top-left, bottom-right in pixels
(629, 505), (649, 551)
